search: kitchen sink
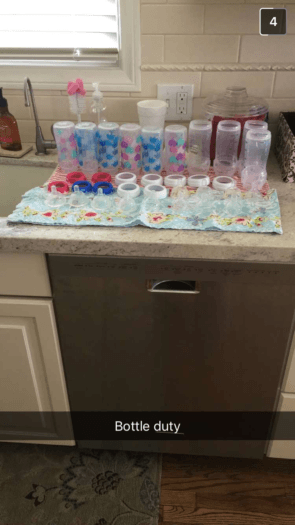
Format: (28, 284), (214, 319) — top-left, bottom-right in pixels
(0, 164), (54, 217)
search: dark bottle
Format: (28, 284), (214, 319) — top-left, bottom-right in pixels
(0, 88), (22, 151)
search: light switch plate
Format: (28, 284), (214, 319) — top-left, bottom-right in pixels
(157, 84), (194, 121)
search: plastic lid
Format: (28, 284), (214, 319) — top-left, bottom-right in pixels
(117, 182), (141, 198)
(213, 176), (235, 191)
(247, 130), (271, 142)
(189, 120), (212, 131)
(217, 120), (241, 132)
(188, 174), (210, 187)
(0, 88), (7, 108)
(141, 174), (163, 186)
(203, 86), (268, 118)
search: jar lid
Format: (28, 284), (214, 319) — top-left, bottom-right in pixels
(203, 86), (268, 118)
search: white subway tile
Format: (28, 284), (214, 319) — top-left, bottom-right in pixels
(32, 95), (74, 121)
(141, 35), (164, 64)
(141, 4), (204, 34)
(17, 120), (37, 143)
(205, 5), (263, 34)
(4, 95), (32, 120)
(142, 0), (166, 3)
(266, 98), (295, 123)
(273, 72), (295, 98)
(201, 72), (274, 97)
(193, 98), (206, 119)
(165, 35), (240, 63)
(285, 5), (295, 33)
(103, 98), (145, 122)
(168, 0), (243, 3)
(240, 36), (295, 63)
(131, 71), (201, 98)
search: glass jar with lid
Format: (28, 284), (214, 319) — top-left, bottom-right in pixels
(203, 86), (269, 161)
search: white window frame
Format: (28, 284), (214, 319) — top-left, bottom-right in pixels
(0, 0), (141, 92)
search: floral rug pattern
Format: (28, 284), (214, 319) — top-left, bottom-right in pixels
(0, 443), (161, 525)
(7, 186), (282, 234)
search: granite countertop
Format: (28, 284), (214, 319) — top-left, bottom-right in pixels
(0, 145), (58, 168)
(0, 152), (294, 264)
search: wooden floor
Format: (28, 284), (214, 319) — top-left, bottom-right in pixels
(159, 454), (295, 524)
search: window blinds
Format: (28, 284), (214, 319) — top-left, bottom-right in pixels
(0, 0), (120, 62)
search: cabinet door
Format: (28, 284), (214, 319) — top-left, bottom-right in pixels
(282, 330), (295, 393)
(0, 297), (74, 445)
(267, 393), (295, 459)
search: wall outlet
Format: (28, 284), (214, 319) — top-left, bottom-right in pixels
(157, 84), (194, 121)
(177, 92), (188, 115)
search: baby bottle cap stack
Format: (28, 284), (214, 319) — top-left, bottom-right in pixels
(98, 122), (120, 131)
(75, 122), (97, 131)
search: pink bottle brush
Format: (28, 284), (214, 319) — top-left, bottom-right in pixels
(67, 78), (86, 123)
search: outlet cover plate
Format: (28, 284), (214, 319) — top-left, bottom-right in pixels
(157, 83), (194, 121)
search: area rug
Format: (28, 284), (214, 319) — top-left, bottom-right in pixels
(0, 443), (162, 525)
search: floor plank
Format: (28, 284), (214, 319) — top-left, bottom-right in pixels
(160, 454), (295, 524)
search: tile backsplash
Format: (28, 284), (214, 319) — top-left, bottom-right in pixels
(3, 0), (295, 144)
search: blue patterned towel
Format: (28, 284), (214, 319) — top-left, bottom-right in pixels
(8, 186), (282, 234)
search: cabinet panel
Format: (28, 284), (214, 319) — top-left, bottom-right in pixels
(267, 393), (295, 459)
(282, 330), (295, 393)
(0, 253), (51, 297)
(0, 297), (74, 445)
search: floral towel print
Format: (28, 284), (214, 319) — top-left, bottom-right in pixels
(8, 186), (282, 234)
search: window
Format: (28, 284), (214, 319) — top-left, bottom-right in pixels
(0, 0), (141, 92)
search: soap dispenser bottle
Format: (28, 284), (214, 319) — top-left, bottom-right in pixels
(0, 88), (22, 151)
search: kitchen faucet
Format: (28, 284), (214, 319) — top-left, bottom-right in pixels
(24, 77), (57, 155)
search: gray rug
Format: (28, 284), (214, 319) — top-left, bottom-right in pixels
(0, 443), (162, 525)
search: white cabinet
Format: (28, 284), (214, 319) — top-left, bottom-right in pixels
(0, 253), (51, 297)
(267, 393), (295, 459)
(267, 327), (295, 458)
(282, 330), (295, 393)
(0, 297), (74, 445)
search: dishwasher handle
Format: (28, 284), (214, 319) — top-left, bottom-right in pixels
(147, 279), (200, 294)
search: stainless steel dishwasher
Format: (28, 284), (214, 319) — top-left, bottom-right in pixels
(48, 255), (295, 458)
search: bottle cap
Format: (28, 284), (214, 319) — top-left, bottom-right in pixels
(0, 88), (8, 108)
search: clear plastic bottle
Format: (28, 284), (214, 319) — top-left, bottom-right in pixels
(241, 129), (271, 191)
(239, 120), (268, 172)
(213, 120), (241, 177)
(165, 124), (187, 174)
(188, 120), (212, 175)
(120, 123), (142, 174)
